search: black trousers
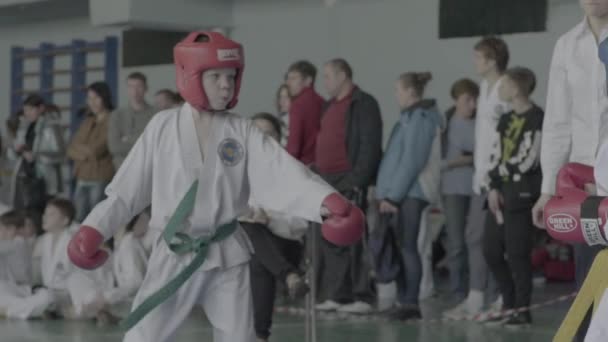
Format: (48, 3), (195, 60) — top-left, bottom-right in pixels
(313, 227), (374, 304)
(311, 186), (374, 304)
(483, 208), (535, 310)
(242, 223), (303, 339)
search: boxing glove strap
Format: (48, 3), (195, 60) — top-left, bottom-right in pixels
(580, 196), (608, 246)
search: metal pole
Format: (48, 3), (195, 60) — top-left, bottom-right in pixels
(305, 224), (319, 342)
(310, 225), (317, 342)
(305, 257), (311, 342)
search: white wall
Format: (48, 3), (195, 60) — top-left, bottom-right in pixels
(0, 0), (583, 141)
(233, 0), (582, 135)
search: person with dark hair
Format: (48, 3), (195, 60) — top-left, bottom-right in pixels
(275, 84), (291, 146)
(314, 58), (382, 314)
(0, 209), (54, 320)
(10, 94), (65, 213)
(440, 78), (478, 302)
(375, 72), (442, 320)
(284, 60), (324, 165)
(240, 112), (311, 342)
(154, 89), (182, 111)
(108, 72), (155, 169)
(445, 36), (511, 321)
(45, 197), (76, 224)
(32, 197), (119, 325)
(483, 66), (543, 327)
(67, 81), (115, 222)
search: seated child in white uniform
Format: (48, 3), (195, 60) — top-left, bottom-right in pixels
(106, 213), (149, 313)
(35, 198), (117, 325)
(0, 210), (53, 319)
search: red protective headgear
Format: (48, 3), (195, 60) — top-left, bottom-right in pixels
(174, 31), (244, 112)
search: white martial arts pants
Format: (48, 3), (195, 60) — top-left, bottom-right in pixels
(124, 242), (255, 342)
(0, 280), (53, 319)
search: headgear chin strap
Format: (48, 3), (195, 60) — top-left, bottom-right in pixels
(174, 31), (245, 112)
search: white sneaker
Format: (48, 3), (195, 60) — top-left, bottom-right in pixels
(475, 296), (504, 322)
(315, 300), (341, 311)
(443, 301), (474, 320)
(376, 282), (397, 312)
(443, 291), (484, 320)
(337, 301), (373, 314)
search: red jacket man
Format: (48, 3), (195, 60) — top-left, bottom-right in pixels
(285, 60), (324, 165)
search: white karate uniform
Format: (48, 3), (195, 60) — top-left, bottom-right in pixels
(266, 209), (309, 241)
(240, 203), (309, 242)
(0, 237), (53, 319)
(106, 232), (148, 306)
(0, 280), (53, 319)
(35, 227), (80, 291)
(82, 104), (335, 342)
(35, 225), (114, 319)
(65, 262), (115, 319)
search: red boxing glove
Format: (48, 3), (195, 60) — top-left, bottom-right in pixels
(321, 193), (365, 246)
(544, 163), (608, 245)
(67, 226), (109, 270)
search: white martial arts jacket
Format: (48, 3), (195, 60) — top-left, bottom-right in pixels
(83, 103), (334, 271)
(0, 237), (31, 285)
(33, 226), (78, 290)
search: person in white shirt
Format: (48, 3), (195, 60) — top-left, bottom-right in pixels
(444, 36), (510, 321)
(533, 1), (608, 340)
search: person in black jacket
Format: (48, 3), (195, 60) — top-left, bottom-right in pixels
(313, 58), (383, 314)
(483, 67), (543, 327)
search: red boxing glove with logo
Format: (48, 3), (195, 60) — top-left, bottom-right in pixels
(544, 163), (608, 246)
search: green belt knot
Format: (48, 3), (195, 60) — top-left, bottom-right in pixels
(120, 180), (238, 331)
(168, 232), (212, 255)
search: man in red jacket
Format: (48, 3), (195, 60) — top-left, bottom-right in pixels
(285, 60), (325, 165)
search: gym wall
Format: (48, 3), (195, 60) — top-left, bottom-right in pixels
(0, 0), (582, 144)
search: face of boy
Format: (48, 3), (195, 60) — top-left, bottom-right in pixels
(42, 206), (69, 232)
(201, 68), (237, 111)
(498, 76), (518, 103)
(0, 224), (16, 240)
(286, 71), (310, 97)
(580, 0), (608, 18)
(20, 219), (37, 238)
(473, 50), (495, 76)
(455, 93), (477, 117)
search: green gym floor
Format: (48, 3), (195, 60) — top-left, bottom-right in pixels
(0, 282), (575, 342)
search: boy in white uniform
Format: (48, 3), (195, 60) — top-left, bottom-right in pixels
(67, 31), (365, 342)
(34, 198), (117, 324)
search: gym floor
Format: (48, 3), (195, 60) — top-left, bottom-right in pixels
(0, 282), (575, 342)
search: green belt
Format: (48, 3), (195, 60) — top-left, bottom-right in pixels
(120, 180), (238, 330)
